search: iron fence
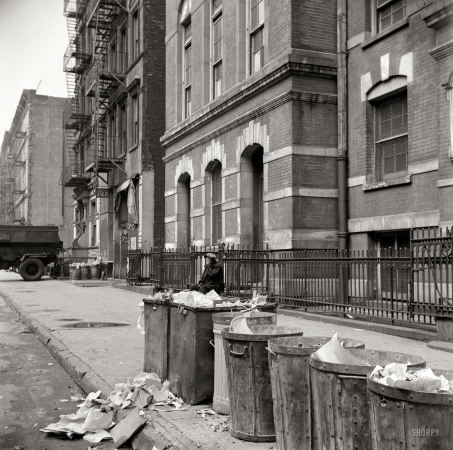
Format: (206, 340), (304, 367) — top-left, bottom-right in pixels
(127, 228), (453, 329)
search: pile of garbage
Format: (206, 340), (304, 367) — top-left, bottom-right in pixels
(370, 364), (453, 394)
(155, 288), (269, 309)
(40, 372), (188, 446)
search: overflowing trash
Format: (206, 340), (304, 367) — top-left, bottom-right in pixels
(40, 371), (189, 446)
(370, 364), (453, 394)
(148, 288), (269, 309)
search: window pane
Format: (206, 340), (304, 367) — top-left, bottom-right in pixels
(258, 0), (264, 25)
(251, 5), (258, 29)
(392, 7), (404, 23)
(185, 22), (191, 42)
(214, 62), (222, 98)
(185, 45), (192, 85)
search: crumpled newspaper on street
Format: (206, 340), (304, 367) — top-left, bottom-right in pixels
(40, 371), (188, 446)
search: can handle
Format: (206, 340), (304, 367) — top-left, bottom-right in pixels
(265, 346), (276, 356)
(229, 344), (248, 357)
(209, 339), (215, 348)
(178, 304), (188, 316)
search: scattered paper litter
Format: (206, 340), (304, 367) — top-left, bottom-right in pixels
(195, 408), (216, 418)
(41, 372), (189, 441)
(312, 332), (370, 366)
(60, 399), (69, 403)
(370, 364), (453, 394)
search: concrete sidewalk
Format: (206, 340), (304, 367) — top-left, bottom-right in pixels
(1, 271), (453, 449)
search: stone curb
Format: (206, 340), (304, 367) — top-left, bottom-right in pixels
(427, 340), (453, 354)
(278, 308), (437, 342)
(0, 286), (176, 450)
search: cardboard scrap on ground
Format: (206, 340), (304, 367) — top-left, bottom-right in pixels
(109, 407), (146, 449)
(370, 364), (453, 394)
(311, 332), (370, 365)
(40, 371), (189, 444)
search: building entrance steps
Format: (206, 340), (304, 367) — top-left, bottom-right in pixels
(1, 271), (453, 449)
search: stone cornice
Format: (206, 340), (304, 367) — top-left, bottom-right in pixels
(162, 90), (337, 163)
(422, 1), (453, 28)
(429, 39), (453, 60)
(161, 52), (337, 149)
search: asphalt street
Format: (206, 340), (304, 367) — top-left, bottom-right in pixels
(0, 296), (128, 450)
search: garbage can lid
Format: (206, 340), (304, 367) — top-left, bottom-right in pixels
(310, 348), (426, 376)
(268, 336), (364, 356)
(221, 325), (303, 342)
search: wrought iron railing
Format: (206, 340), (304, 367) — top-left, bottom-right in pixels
(127, 232), (453, 329)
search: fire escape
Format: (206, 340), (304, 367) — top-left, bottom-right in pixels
(62, 0), (127, 190)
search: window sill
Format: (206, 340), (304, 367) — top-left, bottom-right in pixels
(363, 174), (411, 191)
(126, 52), (144, 74)
(361, 18), (409, 50)
(128, 143), (139, 153)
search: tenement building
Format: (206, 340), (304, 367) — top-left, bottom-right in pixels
(162, 0), (339, 249)
(61, 0), (165, 278)
(0, 90), (69, 226)
(346, 0), (453, 250)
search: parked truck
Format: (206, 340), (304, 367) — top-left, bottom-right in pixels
(0, 225), (63, 281)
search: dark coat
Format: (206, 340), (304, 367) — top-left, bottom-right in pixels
(199, 262), (224, 290)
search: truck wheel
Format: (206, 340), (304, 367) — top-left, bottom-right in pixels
(19, 258), (45, 281)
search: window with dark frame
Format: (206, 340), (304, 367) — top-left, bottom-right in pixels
(120, 27), (128, 71)
(212, 1), (223, 99)
(211, 162), (222, 244)
(132, 11), (139, 61)
(184, 22), (192, 118)
(132, 93), (139, 144)
(376, 0), (406, 33)
(120, 104), (127, 154)
(91, 201), (96, 246)
(374, 91), (408, 181)
(109, 114), (116, 157)
(250, 0), (264, 74)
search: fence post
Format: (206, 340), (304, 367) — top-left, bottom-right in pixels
(338, 248), (348, 310)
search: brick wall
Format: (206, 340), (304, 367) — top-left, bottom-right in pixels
(28, 94), (67, 226)
(143, 0), (166, 247)
(347, 3), (451, 233)
(291, 0), (337, 54)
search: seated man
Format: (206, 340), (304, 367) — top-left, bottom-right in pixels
(190, 252), (224, 295)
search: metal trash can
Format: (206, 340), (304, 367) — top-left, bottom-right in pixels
(143, 298), (171, 380)
(167, 301), (277, 405)
(368, 368), (453, 450)
(69, 265), (81, 280)
(212, 311), (277, 414)
(222, 325), (304, 442)
(80, 264), (91, 280)
(268, 336), (365, 450)
(310, 349), (426, 450)
(91, 264), (100, 280)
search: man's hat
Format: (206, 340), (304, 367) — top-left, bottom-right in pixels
(204, 252), (217, 260)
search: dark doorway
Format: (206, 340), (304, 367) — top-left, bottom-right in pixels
(177, 173), (191, 248)
(252, 148), (264, 248)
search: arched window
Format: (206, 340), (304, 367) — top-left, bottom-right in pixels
(211, 161), (222, 243)
(181, 0), (192, 118)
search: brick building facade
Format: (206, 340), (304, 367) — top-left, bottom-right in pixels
(61, 0), (165, 278)
(162, 0), (339, 250)
(346, 0), (453, 250)
(0, 90), (70, 227)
